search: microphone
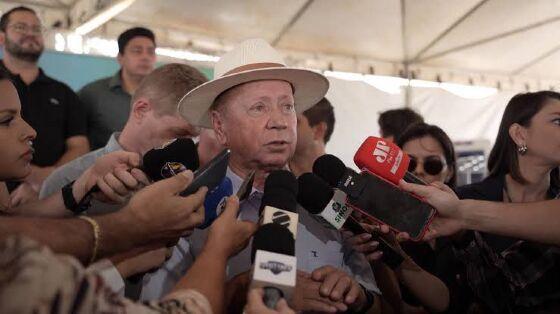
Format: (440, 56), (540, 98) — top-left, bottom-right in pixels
(354, 136), (426, 185)
(313, 154), (434, 240)
(198, 176), (233, 229)
(259, 170), (299, 239)
(77, 138), (200, 210)
(250, 223), (297, 309)
(142, 138), (233, 229)
(297, 173), (404, 269)
(143, 138), (200, 180)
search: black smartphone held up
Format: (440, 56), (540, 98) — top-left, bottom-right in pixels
(346, 172), (435, 241)
(181, 149), (230, 196)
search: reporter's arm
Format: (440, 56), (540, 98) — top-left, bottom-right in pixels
(10, 151), (148, 217)
(460, 199), (560, 245)
(395, 257), (450, 313)
(0, 210), (135, 264)
(169, 196), (257, 314)
(400, 180), (560, 245)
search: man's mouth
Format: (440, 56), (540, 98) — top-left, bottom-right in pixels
(266, 140), (290, 147)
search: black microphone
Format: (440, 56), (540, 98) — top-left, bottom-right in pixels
(142, 138), (199, 180)
(80, 138), (199, 203)
(259, 170), (299, 239)
(250, 223), (297, 309)
(312, 154), (434, 241)
(297, 173), (404, 269)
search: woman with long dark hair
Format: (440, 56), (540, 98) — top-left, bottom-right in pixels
(346, 123), (461, 313)
(456, 91), (560, 313)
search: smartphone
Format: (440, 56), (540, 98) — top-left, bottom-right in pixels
(181, 149), (230, 196)
(345, 171), (435, 241)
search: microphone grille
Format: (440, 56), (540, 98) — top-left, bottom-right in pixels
(143, 138), (199, 181)
(312, 154), (346, 188)
(251, 223), (295, 263)
(260, 170), (298, 213)
(297, 173), (334, 214)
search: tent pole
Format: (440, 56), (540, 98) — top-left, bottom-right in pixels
(403, 62), (412, 108)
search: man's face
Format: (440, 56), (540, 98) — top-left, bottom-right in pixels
(117, 36), (156, 77)
(294, 113), (316, 155)
(142, 111), (200, 151)
(0, 11), (44, 62)
(213, 80), (297, 171)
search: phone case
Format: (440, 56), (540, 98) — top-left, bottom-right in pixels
(181, 149), (230, 196)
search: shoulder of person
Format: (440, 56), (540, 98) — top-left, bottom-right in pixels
(78, 76), (112, 93)
(456, 175), (504, 201)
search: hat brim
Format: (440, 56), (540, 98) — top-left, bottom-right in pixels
(178, 67), (329, 128)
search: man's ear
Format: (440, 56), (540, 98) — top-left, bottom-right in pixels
(117, 53), (124, 67)
(211, 110), (228, 146)
(0, 32), (5, 46)
(131, 98), (152, 123)
(312, 122), (328, 143)
(508, 123), (528, 148)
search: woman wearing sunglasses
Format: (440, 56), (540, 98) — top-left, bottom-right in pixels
(395, 123), (467, 314)
(344, 123), (460, 313)
(453, 91), (560, 314)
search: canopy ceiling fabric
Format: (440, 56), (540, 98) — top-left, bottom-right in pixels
(4, 0), (560, 86)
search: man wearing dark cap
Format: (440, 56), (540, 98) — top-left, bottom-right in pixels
(79, 27), (157, 150)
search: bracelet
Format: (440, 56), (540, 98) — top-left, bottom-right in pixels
(62, 181), (93, 214)
(78, 216), (100, 264)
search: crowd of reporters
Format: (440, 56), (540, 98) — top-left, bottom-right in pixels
(1, 5), (560, 314)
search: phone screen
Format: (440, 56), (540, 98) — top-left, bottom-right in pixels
(346, 172), (434, 240)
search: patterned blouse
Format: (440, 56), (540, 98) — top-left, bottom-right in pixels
(0, 236), (212, 314)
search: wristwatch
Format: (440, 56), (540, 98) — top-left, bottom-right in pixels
(62, 180), (92, 214)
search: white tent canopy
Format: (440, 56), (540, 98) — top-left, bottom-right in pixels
(4, 0), (560, 89)
(1, 0), (553, 167)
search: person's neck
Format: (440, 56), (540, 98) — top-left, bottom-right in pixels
(118, 122), (149, 155)
(3, 53), (39, 85)
(289, 143), (325, 177)
(121, 70), (144, 95)
(229, 155), (287, 191)
(505, 156), (552, 203)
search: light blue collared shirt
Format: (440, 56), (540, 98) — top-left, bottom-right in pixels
(140, 167), (379, 301)
(40, 132), (124, 215)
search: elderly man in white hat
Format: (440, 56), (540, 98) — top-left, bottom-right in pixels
(140, 39), (379, 312)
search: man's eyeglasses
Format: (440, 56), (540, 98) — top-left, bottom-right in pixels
(7, 23), (45, 35)
(408, 156), (447, 176)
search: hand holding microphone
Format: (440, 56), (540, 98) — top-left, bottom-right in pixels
(313, 154), (434, 240)
(297, 172), (404, 269)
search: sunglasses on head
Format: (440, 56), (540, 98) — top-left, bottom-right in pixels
(408, 156), (447, 176)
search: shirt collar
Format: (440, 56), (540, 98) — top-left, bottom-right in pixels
(103, 132), (124, 153)
(0, 60), (51, 84)
(109, 70), (124, 90)
(226, 167), (262, 196)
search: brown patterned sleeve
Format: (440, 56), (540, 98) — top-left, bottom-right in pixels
(0, 236), (211, 314)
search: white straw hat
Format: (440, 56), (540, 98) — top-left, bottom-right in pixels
(178, 38), (329, 128)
